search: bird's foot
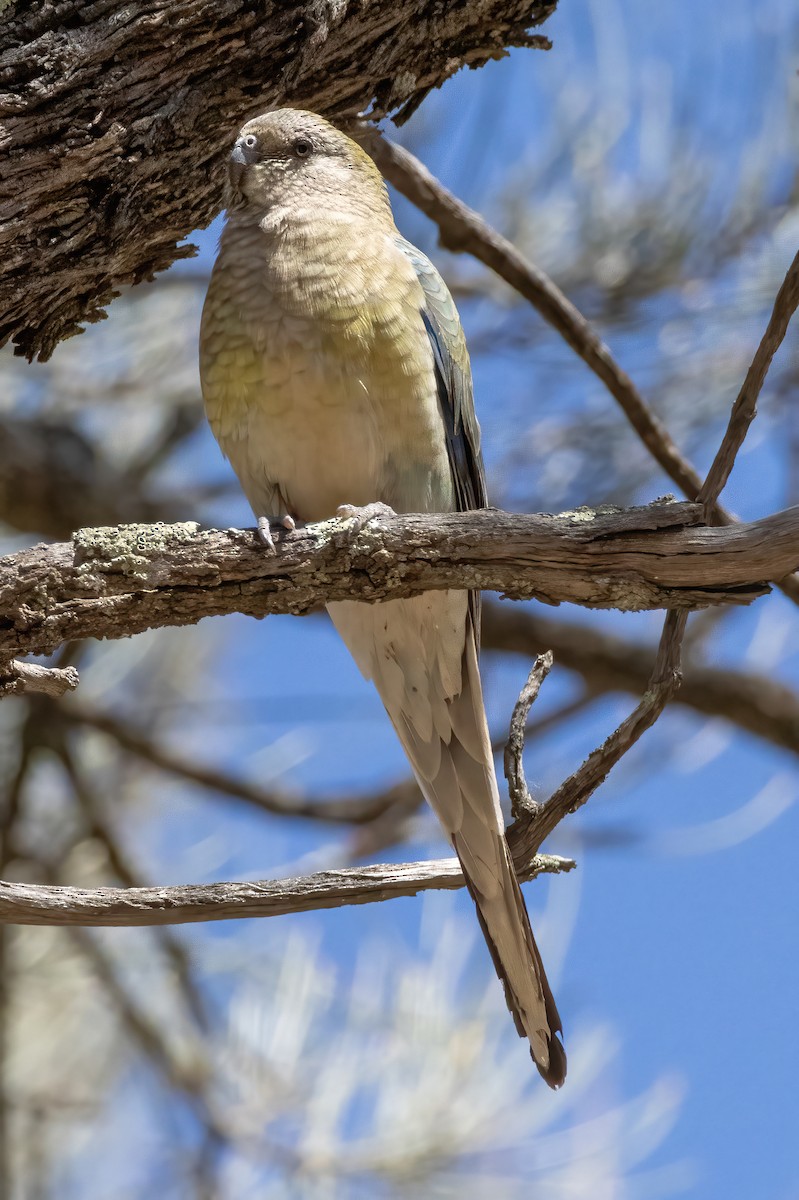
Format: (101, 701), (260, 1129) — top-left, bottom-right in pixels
(257, 513), (297, 555)
(335, 502), (395, 536)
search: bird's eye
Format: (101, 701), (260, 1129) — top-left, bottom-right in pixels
(243, 134), (257, 149)
(293, 138), (313, 158)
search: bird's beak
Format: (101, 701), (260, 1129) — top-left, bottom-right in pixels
(228, 142), (248, 192)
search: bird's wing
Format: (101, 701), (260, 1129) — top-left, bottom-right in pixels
(394, 236), (487, 515)
(394, 236), (487, 643)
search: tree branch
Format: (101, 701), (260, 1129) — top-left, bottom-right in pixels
(3, 501), (798, 669)
(0, 854), (575, 928)
(0, 0), (555, 359)
(0, 660), (79, 698)
(504, 652), (553, 820)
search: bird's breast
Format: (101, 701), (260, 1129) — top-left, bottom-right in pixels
(201, 222), (454, 522)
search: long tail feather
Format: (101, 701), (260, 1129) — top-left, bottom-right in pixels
(329, 593), (566, 1087)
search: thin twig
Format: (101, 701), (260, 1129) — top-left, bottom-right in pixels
(503, 652), (553, 820)
(0, 854), (576, 928)
(699, 248), (799, 509)
(509, 611), (688, 865)
(482, 603), (799, 758)
(492, 689), (601, 756)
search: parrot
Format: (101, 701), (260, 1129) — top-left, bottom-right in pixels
(199, 108), (566, 1087)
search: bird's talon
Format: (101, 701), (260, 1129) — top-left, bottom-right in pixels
(257, 514), (297, 553)
(336, 502), (395, 536)
(257, 517), (276, 554)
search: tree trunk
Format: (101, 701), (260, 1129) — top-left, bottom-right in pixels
(0, 0), (555, 359)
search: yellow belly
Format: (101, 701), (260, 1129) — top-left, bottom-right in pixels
(219, 348), (385, 521)
(203, 316), (452, 523)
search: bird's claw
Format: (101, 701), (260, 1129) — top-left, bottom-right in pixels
(335, 502), (395, 536)
(257, 513), (296, 554)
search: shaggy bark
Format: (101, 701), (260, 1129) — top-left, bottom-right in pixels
(0, 0), (554, 359)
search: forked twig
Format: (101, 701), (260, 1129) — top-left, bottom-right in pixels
(509, 611), (688, 868)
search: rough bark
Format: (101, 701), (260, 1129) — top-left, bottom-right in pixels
(0, 0), (554, 360)
(1, 500), (797, 669)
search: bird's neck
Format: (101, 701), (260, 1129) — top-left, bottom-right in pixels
(217, 207), (397, 322)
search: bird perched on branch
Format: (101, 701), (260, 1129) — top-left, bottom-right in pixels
(200, 108), (566, 1087)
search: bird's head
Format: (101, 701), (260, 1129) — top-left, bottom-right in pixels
(226, 108), (390, 224)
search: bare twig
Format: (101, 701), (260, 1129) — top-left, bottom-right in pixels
(503, 652), (553, 820)
(0, 662), (79, 699)
(492, 689), (601, 755)
(509, 611), (688, 865)
(3, 502), (797, 669)
(0, 854), (575, 929)
(699, 249), (799, 509)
